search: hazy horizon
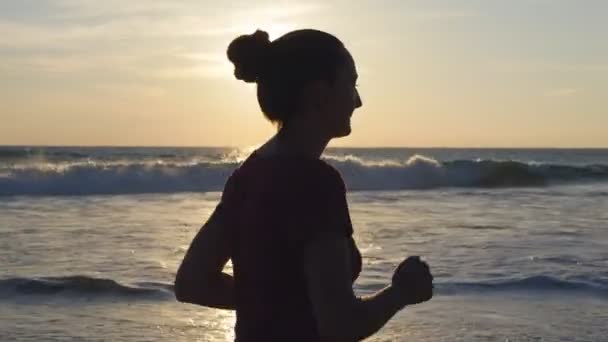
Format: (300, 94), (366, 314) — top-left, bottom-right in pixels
(2, 144), (608, 150)
(1, 0), (607, 148)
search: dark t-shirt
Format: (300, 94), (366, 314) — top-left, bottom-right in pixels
(219, 150), (362, 342)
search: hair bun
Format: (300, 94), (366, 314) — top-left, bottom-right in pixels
(227, 30), (271, 83)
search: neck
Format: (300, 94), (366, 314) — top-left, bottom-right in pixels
(275, 118), (331, 159)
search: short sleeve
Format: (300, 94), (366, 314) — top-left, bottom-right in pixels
(219, 169), (244, 210)
(283, 164), (353, 247)
(216, 169), (244, 236)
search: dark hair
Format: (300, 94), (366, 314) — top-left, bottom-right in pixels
(227, 29), (347, 127)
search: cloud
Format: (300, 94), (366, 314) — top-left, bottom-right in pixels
(147, 64), (230, 80)
(176, 52), (226, 63)
(0, 16), (233, 50)
(47, 0), (208, 19)
(1, 53), (139, 74)
(492, 61), (608, 73)
(93, 83), (168, 98)
(1, 1), (327, 81)
(545, 87), (580, 97)
(407, 9), (479, 19)
(0, 2), (325, 50)
(50, 0), (325, 19)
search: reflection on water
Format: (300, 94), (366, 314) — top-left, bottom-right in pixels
(214, 310), (236, 342)
(2, 183), (608, 341)
(135, 302), (236, 341)
(188, 309), (235, 342)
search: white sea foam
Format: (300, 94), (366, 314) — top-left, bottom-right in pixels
(1, 152), (606, 196)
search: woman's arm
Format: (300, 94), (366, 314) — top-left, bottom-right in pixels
(174, 203), (236, 310)
(303, 232), (417, 341)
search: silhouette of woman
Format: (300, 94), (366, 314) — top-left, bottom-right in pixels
(174, 29), (433, 341)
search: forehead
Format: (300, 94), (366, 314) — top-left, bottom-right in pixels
(339, 49), (358, 79)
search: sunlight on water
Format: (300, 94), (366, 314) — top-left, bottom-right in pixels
(216, 310), (236, 342)
(178, 308), (235, 342)
(1, 147), (607, 341)
(221, 145), (260, 163)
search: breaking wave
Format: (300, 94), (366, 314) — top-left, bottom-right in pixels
(0, 275), (173, 299)
(1, 154), (607, 196)
(3, 274), (605, 300)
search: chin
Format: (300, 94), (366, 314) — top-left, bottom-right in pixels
(333, 126), (351, 138)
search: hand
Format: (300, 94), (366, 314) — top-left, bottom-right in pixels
(391, 256), (433, 305)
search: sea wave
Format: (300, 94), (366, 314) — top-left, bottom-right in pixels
(0, 148), (89, 160)
(1, 155), (607, 196)
(0, 275), (173, 299)
(355, 274), (608, 298)
(439, 275), (608, 297)
(2, 274), (605, 301)
(0, 146), (233, 163)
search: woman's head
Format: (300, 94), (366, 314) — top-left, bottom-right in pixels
(227, 29), (362, 138)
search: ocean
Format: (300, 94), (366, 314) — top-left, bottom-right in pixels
(1, 146), (607, 341)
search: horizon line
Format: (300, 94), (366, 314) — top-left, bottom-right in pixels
(1, 144), (608, 150)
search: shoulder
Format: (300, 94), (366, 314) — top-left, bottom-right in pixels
(225, 153), (346, 199)
(244, 152), (344, 183)
(316, 160), (346, 193)
(278, 158), (345, 197)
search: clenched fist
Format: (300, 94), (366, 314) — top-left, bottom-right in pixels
(391, 256), (434, 305)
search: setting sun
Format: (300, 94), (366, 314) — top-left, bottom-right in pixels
(1, 1), (606, 148)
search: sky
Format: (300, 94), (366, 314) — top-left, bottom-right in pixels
(1, 0), (606, 148)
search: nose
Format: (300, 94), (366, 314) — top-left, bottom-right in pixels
(355, 88), (363, 108)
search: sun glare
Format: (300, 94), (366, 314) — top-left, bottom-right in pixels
(238, 22), (294, 41)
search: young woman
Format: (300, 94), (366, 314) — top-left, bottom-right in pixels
(174, 28), (434, 341)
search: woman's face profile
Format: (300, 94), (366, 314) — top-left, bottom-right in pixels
(321, 50), (363, 139)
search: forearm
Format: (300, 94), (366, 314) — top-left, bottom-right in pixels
(174, 272), (236, 310)
(348, 285), (406, 341)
